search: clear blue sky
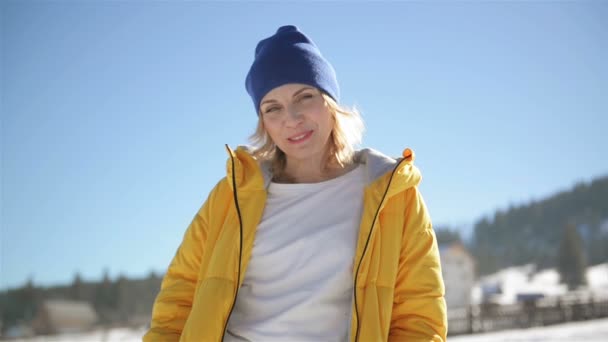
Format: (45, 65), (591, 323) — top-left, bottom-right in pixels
(2, 1), (607, 290)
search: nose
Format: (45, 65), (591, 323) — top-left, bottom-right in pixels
(285, 106), (303, 127)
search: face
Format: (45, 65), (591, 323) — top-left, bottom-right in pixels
(259, 83), (334, 165)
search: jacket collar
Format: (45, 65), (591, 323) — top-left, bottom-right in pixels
(354, 147), (421, 198)
(224, 145), (267, 192)
(225, 145), (421, 196)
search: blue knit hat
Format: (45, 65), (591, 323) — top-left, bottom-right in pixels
(245, 25), (340, 114)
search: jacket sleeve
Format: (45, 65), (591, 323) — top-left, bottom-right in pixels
(143, 182), (219, 341)
(389, 186), (448, 341)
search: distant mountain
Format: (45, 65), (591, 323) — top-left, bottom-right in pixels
(469, 175), (608, 275)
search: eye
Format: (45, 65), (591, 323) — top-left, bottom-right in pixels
(298, 93), (314, 102)
(263, 106), (280, 114)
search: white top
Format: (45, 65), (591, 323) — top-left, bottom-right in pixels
(225, 165), (366, 342)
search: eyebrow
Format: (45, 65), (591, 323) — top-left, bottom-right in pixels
(260, 87), (315, 106)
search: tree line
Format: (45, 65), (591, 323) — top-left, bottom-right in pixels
(0, 270), (161, 334)
(436, 174), (608, 289)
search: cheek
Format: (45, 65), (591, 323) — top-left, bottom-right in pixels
(312, 108), (334, 135)
(263, 120), (282, 142)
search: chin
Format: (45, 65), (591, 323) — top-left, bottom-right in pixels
(283, 147), (325, 162)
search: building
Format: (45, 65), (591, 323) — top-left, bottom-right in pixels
(439, 241), (476, 309)
(31, 299), (98, 335)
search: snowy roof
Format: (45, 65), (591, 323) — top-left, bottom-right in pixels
(471, 263), (608, 305)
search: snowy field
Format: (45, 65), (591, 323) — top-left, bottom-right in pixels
(450, 318), (608, 342)
(5, 326), (147, 342)
(4, 318), (607, 341)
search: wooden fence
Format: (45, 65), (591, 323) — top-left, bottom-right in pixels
(448, 292), (608, 336)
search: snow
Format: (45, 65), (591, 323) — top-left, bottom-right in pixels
(471, 263), (608, 305)
(588, 263), (608, 291)
(450, 317), (608, 342)
(7, 319), (608, 342)
(9, 327), (147, 342)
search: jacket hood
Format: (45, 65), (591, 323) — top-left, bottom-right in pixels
(354, 147), (421, 199)
(225, 145), (421, 196)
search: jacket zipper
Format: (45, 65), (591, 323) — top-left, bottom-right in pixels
(221, 150), (245, 341)
(352, 159), (405, 342)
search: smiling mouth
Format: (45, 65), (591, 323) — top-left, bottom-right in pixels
(287, 130), (313, 143)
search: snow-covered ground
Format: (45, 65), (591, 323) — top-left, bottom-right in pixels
(6, 326), (147, 342)
(450, 317), (608, 342)
(5, 318), (608, 341)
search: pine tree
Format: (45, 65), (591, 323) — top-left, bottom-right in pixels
(434, 227), (462, 245)
(557, 223), (587, 290)
(94, 268), (118, 324)
(70, 272), (85, 301)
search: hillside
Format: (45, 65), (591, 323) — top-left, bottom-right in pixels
(470, 175), (608, 275)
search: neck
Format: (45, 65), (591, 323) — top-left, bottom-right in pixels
(283, 160), (327, 183)
(275, 153), (354, 184)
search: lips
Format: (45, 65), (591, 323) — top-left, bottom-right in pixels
(287, 130), (313, 143)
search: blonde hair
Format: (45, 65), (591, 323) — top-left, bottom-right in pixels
(249, 93), (365, 177)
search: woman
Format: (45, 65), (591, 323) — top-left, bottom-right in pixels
(144, 25), (447, 342)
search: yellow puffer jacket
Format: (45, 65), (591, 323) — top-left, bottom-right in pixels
(144, 146), (447, 342)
